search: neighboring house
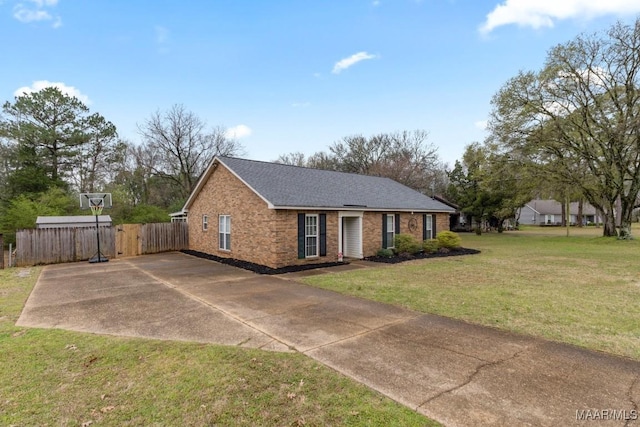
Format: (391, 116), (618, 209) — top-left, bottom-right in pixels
(518, 200), (601, 226)
(432, 195), (468, 231)
(169, 211), (187, 223)
(182, 156), (455, 269)
(35, 215), (112, 228)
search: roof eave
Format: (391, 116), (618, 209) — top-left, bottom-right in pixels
(269, 205), (455, 213)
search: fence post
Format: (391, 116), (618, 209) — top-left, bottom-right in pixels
(0, 234), (4, 269)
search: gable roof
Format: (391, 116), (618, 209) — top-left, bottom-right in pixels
(184, 156), (455, 212)
(523, 199), (598, 216)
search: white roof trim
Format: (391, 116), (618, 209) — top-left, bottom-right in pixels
(524, 204), (540, 214)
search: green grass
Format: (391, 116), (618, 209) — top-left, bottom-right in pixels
(303, 227), (640, 360)
(0, 267), (437, 426)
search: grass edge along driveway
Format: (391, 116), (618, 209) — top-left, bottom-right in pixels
(303, 227), (640, 361)
(0, 267), (438, 426)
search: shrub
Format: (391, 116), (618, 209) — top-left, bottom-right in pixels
(376, 248), (394, 257)
(436, 230), (462, 249)
(394, 233), (422, 255)
(423, 239), (439, 254)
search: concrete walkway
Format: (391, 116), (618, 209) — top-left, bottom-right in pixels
(17, 252), (640, 427)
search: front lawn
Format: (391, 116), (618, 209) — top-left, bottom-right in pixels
(303, 227), (640, 360)
(0, 267), (436, 426)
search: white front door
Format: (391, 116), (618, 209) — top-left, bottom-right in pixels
(339, 211), (363, 259)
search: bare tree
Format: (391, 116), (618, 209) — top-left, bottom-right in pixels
(330, 130), (441, 193)
(275, 152), (307, 166)
(275, 130), (443, 194)
(138, 104), (244, 200)
(275, 151), (341, 170)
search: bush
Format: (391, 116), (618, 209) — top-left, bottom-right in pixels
(436, 231), (462, 249)
(423, 239), (439, 254)
(394, 233), (422, 255)
(376, 248), (394, 257)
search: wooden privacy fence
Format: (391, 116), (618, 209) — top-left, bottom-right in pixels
(16, 227), (116, 266)
(116, 223), (189, 257)
(15, 222), (188, 267)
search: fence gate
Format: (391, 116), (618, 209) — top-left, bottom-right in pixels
(116, 224), (142, 257)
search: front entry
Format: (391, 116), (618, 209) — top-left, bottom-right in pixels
(339, 211), (363, 259)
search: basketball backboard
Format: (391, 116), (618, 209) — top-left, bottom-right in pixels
(79, 193), (112, 210)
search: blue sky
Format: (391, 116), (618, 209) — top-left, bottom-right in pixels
(2, 1), (640, 167)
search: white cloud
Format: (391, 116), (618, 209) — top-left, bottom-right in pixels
(332, 51), (378, 74)
(480, 0), (640, 34)
(372, 1), (381, 6)
(225, 124), (252, 139)
(155, 25), (169, 44)
(13, 0), (62, 28)
(474, 120), (488, 130)
(154, 25), (170, 53)
(14, 80), (91, 104)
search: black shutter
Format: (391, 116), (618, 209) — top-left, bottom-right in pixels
(319, 214), (327, 256)
(382, 214), (388, 249)
(432, 214), (436, 238)
(297, 213), (305, 259)
(395, 214), (400, 235)
(423, 214), (427, 240)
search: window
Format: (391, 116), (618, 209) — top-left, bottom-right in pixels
(202, 215), (208, 231)
(219, 215), (231, 251)
(305, 214), (318, 257)
(425, 214), (433, 239)
(386, 214), (395, 248)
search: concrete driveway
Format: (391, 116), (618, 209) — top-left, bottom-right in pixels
(17, 252), (640, 427)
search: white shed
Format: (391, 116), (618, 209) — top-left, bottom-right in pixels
(36, 215), (112, 229)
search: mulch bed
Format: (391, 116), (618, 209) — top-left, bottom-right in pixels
(363, 247), (481, 264)
(182, 247), (481, 274)
(181, 249), (348, 275)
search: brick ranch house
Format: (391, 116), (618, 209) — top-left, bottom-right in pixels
(182, 156), (455, 269)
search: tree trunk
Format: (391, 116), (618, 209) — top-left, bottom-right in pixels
(577, 199), (583, 227)
(565, 197), (570, 237)
(618, 220), (633, 239)
(602, 213), (617, 237)
(560, 201), (566, 227)
(618, 197), (635, 240)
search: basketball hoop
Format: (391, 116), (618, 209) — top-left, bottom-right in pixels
(80, 193), (112, 263)
(89, 197), (104, 216)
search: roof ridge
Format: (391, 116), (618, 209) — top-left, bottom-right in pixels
(219, 156), (397, 182)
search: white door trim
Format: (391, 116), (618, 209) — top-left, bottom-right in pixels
(338, 211), (364, 259)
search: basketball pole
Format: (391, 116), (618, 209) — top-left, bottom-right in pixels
(88, 199), (108, 263)
(94, 212), (101, 263)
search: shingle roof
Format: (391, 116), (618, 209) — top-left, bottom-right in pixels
(208, 156), (454, 212)
(36, 215), (112, 224)
(525, 199), (597, 215)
